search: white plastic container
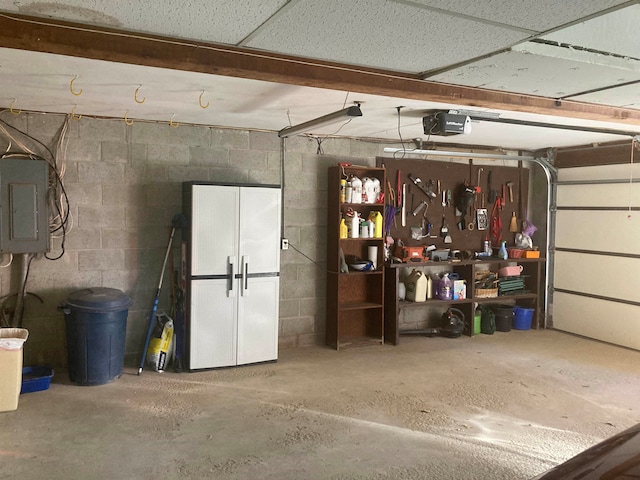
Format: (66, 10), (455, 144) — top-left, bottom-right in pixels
(0, 328), (28, 412)
(405, 269), (427, 302)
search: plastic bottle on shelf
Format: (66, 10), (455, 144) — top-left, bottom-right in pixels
(499, 240), (508, 260)
(350, 213), (360, 238)
(439, 273), (453, 301)
(340, 178), (347, 203)
(350, 176), (362, 204)
(360, 220), (369, 238)
(339, 218), (348, 239)
(368, 211), (383, 238)
(345, 181), (353, 203)
(367, 219), (375, 238)
(426, 275), (433, 299)
(483, 235), (491, 256)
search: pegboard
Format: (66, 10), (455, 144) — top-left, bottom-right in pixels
(376, 156), (529, 254)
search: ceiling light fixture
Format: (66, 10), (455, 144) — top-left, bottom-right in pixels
(278, 105), (362, 138)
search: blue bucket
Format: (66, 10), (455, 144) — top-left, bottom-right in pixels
(513, 307), (534, 330)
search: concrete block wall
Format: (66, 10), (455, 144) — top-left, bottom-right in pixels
(0, 111), (388, 368)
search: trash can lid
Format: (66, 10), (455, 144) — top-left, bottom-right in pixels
(65, 287), (132, 312)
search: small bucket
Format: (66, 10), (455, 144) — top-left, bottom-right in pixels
(513, 307), (534, 330)
(490, 304), (513, 332)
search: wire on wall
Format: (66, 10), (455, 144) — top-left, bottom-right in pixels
(0, 115), (72, 260)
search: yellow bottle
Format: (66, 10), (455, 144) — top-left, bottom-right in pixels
(339, 218), (348, 239)
(368, 211), (383, 238)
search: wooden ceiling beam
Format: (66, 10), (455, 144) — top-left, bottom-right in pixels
(2, 12), (640, 126)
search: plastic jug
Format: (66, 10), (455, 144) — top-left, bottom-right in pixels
(439, 273), (453, 301)
(499, 241), (508, 260)
(350, 213), (360, 239)
(368, 211), (383, 238)
(405, 269), (427, 302)
(339, 218), (348, 239)
(350, 175), (362, 204)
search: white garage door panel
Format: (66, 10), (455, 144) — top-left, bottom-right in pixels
(558, 163), (640, 182)
(557, 183), (640, 207)
(555, 210), (640, 254)
(555, 251), (640, 302)
(553, 292), (640, 350)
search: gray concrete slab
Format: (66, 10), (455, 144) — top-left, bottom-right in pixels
(2, 329), (640, 479)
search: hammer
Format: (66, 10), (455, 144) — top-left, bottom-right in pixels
(506, 181), (514, 203)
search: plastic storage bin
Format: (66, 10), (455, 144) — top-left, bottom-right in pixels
(513, 307), (534, 330)
(62, 288), (131, 386)
(21, 365), (54, 393)
(490, 304), (514, 332)
(0, 328), (28, 411)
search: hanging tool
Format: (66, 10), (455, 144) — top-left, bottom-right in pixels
(476, 168), (483, 193)
(501, 184), (506, 208)
(487, 170), (496, 204)
(441, 190), (446, 208)
(408, 174), (437, 200)
(489, 196), (502, 246)
(401, 183), (407, 226)
(440, 214), (451, 243)
(509, 211), (518, 232)
(446, 189), (452, 207)
(506, 181), (514, 203)
(476, 192), (488, 230)
(412, 199), (428, 216)
(397, 170), (402, 208)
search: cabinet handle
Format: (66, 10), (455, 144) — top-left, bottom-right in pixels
(241, 255), (249, 296)
(228, 256), (236, 297)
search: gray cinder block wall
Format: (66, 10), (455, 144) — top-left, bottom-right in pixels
(0, 111), (383, 368)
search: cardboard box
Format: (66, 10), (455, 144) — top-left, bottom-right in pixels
(0, 328), (28, 412)
(453, 280), (466, 300)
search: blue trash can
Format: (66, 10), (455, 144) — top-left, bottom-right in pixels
(62, 288), (131, 386)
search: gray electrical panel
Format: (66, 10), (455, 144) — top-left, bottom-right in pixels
(0, 158), (49, 253)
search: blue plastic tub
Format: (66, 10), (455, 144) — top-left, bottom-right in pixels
(513, 307), (534, 330)
(21, 365), (54, 393)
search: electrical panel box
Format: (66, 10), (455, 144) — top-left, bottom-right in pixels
(0, 158), (49, 254)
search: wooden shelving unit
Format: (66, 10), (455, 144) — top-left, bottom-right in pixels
(384, 258), (545, 344)
(326, 165), (386, 350)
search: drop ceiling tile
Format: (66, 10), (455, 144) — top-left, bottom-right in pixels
(407, 0), (630, 32)
(0, 0), (287, 44)
(542, 4), (640, 59)
(244, 0), (530, 74)
(430, 44), (640, 98)
(572, 83), (640, 109)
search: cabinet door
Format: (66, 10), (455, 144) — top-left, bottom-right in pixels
(239, 187), (281, 274)
(191, 185), (239, 276)
(189, 279), (237, 369)
(236, 276), (279, 365)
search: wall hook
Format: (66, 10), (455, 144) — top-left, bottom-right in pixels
(70, 75), (83, 96)
(71, 106), (82, 120)
(169, 114), (179, 128)
(124, 110), (134, 126)
(9, 99), (21, 115)
(134, 85), (146, 104)
(199, 90), (210, 109)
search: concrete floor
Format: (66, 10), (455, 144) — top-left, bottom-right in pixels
(2, 329), (640, 479)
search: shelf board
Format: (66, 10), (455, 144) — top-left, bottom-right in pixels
(339, 302), (383, 311)
(332, 270), (384, 276)
(388, 257), (545, 268)
(399, 298), (472, 308)
(475, 293), (538, 302)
